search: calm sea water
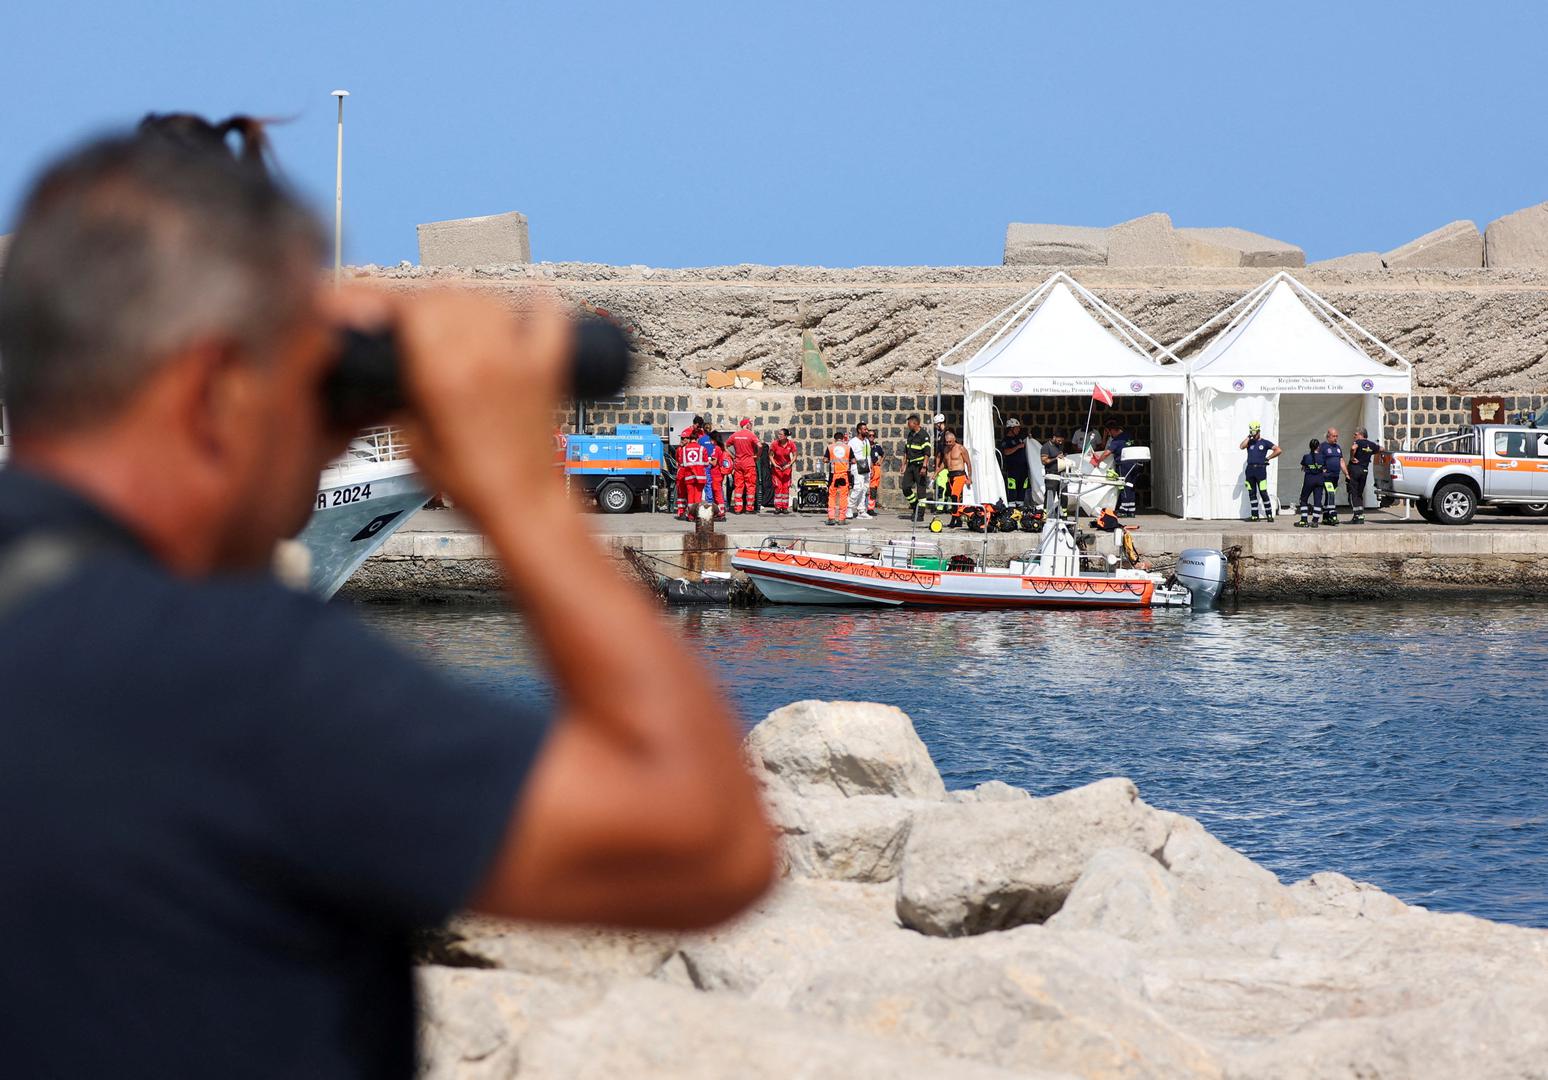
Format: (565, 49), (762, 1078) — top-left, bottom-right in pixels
(357, 600), (1548, 927)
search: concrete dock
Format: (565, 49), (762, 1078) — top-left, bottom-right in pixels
(339, 504), (1548, 601)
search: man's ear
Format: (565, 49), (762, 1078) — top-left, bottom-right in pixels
(171, 338), (253, 465)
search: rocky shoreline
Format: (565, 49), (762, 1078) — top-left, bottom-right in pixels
(414, 701), (1548, 1078)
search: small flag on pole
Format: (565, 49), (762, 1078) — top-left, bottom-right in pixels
(1091, 384), (1114, 406)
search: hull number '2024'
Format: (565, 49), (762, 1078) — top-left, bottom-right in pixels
(316, 483), (373, 511)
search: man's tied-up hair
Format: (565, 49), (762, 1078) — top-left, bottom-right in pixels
(0, 113), (324, 434)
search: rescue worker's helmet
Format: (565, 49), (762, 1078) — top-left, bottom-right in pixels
(932, 413), (945, 424)
(1249, 422), (1261, 433)
(1006, 418), (1022, 428)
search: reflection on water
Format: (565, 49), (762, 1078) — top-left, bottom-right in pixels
(356, 599), (1548, 927)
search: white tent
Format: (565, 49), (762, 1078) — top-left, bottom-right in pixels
(935, 273), (1185, 506)
(1154, 273), (1413, 519)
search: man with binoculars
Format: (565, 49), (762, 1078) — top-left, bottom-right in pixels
(0, 115), (773, 1078)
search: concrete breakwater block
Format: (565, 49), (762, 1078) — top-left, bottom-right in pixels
(1382, 219), (1483, 269)
(416, 210), (531, 267)
(1002, 214), (1304, 268)
(416, 699), (1548, 1079)
(1310, 250), (1386, 271)
(1002, 222), (1109, 266)
(1106, 212), (1185, 267)
(1484, 200), (1548, 269)
(1176, 225), (1304, 268)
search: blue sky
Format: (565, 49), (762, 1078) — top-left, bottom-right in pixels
(4, 0), (1545, 267)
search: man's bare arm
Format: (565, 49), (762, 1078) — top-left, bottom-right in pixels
(395, 292), (774, 930)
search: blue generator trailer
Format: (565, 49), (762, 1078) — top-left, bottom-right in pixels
(562, 423), (665, 513)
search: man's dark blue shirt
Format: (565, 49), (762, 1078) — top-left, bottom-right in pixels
(0, 468), (547, 1079)
(1244, 437), (1276, 467)
(998, 435), (1029, 480)
(1349, 437), (1380, 473)
(1105, 431), (1131, 472)
(1318, 440), (1345, 480)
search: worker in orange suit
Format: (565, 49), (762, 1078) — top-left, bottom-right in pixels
(769, 429), (797, 513)
(867, 441), (884, 513)
(727, 418), (762, 514)
(941, 430), (972, 525)
(823, 429), (852, 526)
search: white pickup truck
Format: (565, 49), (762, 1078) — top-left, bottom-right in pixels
(1376, 424), (1548, 524)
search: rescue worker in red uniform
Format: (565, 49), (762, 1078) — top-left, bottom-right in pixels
(676, 426), (710, 520)
(674, 416), (704, 518)
(727, 418), (762, 514)
(823, 430), (852, 526)
(706, 429), (729, 520)
(768, 429), (797, 513)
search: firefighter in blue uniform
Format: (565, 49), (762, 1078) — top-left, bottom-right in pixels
(1295, 439), (1324, 528)
(998, 418), (1030, 505)
(1317, 428), (1348, 527)
(899, 415), (934, 522)
(1239, 422), (1280, 522)
(1346, 426), (1381, 524)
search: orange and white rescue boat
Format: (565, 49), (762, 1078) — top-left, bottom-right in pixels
(731, 521), (1224, 609)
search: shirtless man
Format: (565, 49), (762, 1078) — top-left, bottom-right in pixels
(941, 430), (972, 523)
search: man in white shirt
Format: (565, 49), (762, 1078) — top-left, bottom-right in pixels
(847, 423), (873, 520)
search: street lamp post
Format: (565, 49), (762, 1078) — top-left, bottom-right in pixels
(331, 89), (349, 288)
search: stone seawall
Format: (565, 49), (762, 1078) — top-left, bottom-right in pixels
(359, 263), (1548, 395)
(340, 514), (1548, 603)
(416, 701), (1548, 1079)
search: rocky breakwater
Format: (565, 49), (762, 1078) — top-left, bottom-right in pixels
(417, 701), (1548, 1079)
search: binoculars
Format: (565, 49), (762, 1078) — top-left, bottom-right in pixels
(323, 315), (633, 430)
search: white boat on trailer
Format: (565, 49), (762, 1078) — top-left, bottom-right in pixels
(732, 517), (1227, 610)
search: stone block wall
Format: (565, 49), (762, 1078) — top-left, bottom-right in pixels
(1382, 393), (1548, 445)
(575, 387), (1548, 506)
(575, 389), (1156, 506)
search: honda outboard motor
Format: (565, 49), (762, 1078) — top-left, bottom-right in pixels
(1176, 548), (1228, 607)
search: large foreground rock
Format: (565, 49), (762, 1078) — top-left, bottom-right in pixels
(1484, 200), (1548, 268)
(417, 701), (1548, 1079)
(1382, 219), (1483, 268)
(1003, 222), (1108, 266)
(417, 968), (601, 1080)
(514, 978), (1038, 1079)
(764, 789), (929, 881)
(675, 878), (898, 993)
(896, 777), (1169, 935)
(1140, 912), (1548, 1076)
(759, 928), (1223, 1079)
(745, 699), (946, 799)
(419, 915), (676, 982)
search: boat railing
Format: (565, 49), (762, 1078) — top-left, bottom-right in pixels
(354, 426), (412, 461)
(758, 531), (947, 565)
(327, 426), (413, 472)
